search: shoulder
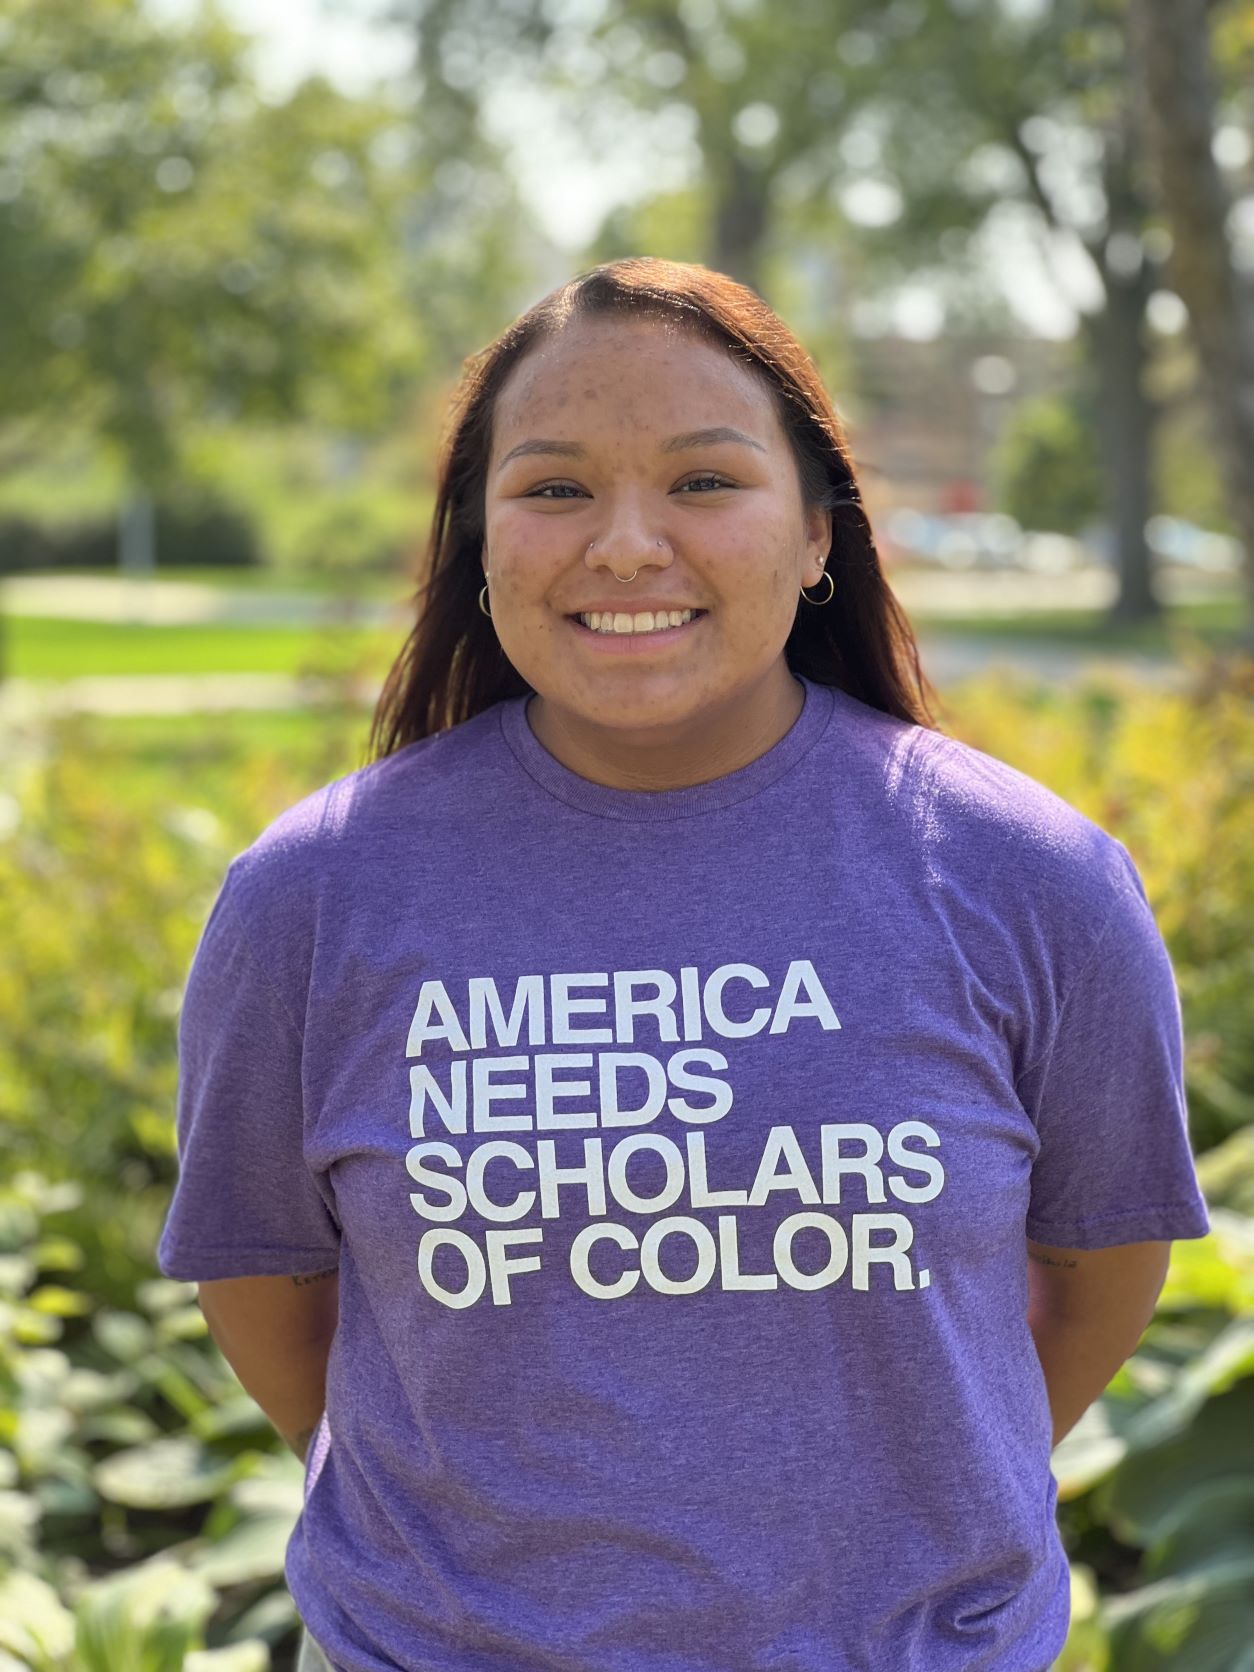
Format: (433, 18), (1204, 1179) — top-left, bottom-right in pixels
(834, 693), (1138, 929)
(916, 724), (1103, 846)
(222, 703), (505, 921)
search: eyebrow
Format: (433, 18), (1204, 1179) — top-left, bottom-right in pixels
(495, 425), (768, 472)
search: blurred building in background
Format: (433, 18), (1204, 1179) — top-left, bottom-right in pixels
(847, 333), (1071, 519)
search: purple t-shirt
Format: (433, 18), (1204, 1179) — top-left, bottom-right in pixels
(158, 673), (1210, 1672)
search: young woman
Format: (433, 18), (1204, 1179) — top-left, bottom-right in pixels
(158, 257), (1210, 1672)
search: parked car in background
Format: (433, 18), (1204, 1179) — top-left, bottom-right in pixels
(1081, 517), (1244, 572)
(1015, 532), (1090, 573)
(886, 509), (1246, 576)
(881, 510), (1026, 571)
(1146, 516), (1243, 572)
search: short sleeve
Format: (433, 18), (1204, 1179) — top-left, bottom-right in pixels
(1018, 842), (1211, 1249)
(156, 867), (342, 1280)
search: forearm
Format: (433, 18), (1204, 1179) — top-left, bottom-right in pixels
(219, 1331), (332, 1460)
(1025, 1239), (1169, 1450)
(197, 1272), (338, 1462)
(1028, 1302), (1145, 1449)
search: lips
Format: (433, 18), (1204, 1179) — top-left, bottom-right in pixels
(566, 609), (709, 645)
(566, 607), (707, 617)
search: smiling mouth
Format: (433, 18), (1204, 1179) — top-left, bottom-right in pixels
(567, 608), (708, 637)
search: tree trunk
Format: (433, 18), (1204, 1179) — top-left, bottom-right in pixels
(1128, 0), (1254, 648)
(1080, 97), (1165, 629)
(712, 153), (770, 294)
(118, 490), (156, 576)
(1085, 266), (1160, 626)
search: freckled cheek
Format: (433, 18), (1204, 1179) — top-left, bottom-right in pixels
(708, 526), (798, 605)
(486, 512), (569, 593)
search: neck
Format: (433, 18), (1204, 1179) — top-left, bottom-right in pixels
(525, 664), (805, 792)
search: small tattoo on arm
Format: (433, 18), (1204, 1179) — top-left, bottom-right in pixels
(291, 1268), (337, 1287)
(1028, 1251), (1079, 1270)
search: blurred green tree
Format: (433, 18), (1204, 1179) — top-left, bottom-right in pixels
(992, 393), (1104, 537)
(0, 0), (430, 588)
(399, 0), (909, 294)
(843, 0), (1177, 628)
(391, 0), (1240, 629)
(1128, 0), (1254, 649)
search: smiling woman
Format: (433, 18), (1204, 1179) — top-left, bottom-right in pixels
(479, 316), (848, 788)
(367, 257), (941, 778)
(157, 257), (1211, 1672)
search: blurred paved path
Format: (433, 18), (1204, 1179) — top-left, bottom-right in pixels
(0, 573), (403, 626)
(0, 670), (376, 719)
(914, 630), (1188, 692)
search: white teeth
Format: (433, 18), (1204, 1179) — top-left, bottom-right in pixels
(577, 609), (699, 634)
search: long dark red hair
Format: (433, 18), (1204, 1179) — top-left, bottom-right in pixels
(367, 257), (944, 760)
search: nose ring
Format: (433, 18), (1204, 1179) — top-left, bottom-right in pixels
(589, 537), (664, 585)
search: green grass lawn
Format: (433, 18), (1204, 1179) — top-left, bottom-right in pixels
(2, 616), (403, 679)
(912, 595), (1247, 653)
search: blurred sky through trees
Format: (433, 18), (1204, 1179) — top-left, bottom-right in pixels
(144, 0), (1131, 341)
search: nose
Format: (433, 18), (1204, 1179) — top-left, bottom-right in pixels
(586, 536), (671, 575)
(585, 505), (673, 578)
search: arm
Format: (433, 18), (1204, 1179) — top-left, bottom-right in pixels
(197, 1269), (339, 1461)
(1026, 1238), (1172, 1449)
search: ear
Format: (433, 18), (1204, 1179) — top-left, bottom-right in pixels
(805, 502), (832, 571)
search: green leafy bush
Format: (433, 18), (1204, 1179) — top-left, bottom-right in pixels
(0, 653), (1250, 1669)
(935, 655), (1254, 1155)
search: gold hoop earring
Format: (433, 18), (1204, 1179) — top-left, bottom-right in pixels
(800, 570), (834, 606)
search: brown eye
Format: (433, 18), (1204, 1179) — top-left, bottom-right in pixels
(679, 475), (734, 492)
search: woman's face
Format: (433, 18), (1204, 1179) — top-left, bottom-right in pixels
(481, 315), (832, 740)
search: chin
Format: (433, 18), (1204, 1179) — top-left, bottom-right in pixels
(550, 685), (705, 730)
